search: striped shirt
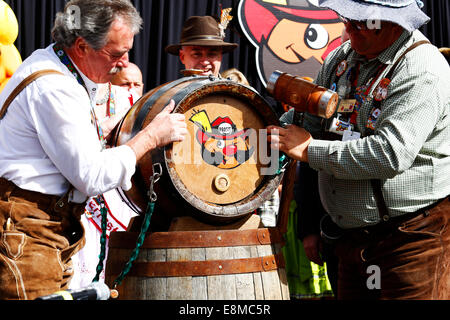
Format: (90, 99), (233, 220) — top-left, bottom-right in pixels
(304, 30), (450, 229)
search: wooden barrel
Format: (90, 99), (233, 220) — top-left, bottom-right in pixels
(105, 228), (289, 300)
(112, 76), (282, 229)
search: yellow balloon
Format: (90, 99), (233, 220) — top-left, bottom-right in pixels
(0, 62), (5, 83)
(0, 76), (10, 93)
(0, 43), (22, 76)
(0, 0), (19, 45)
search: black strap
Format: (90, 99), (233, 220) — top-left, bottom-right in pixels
(0, 70), (64, 120)
(370, 40), (430, 222)
(370, 179), (390, 222)
(385, 40), (430, 80)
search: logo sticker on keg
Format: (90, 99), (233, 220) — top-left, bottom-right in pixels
(189, 110), (255, 169)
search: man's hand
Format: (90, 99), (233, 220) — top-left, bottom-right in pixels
(126, 100), (187, 160)
(267, 124), (313, 162)
(303, 234), (324, 266)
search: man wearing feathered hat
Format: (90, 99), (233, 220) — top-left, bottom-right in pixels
(268, 0), (450, 299)
(165, 14), (237, 77)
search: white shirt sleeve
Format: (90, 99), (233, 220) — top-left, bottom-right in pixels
(30, 74), (136, 197)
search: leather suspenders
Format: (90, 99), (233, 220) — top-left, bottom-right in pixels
(0, 69), (63, 120)
(368, 40), (430, 222)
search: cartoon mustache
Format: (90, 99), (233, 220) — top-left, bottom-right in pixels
(201, 146), (255, 166)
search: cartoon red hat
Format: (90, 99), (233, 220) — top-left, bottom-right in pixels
(200, 116), (250, 140)
(241, 0), (340, 45)
(267, 0), (340, 22)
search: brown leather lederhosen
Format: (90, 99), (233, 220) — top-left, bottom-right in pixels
(0, 70), (86, 300)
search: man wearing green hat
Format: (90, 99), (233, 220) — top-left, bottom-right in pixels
(268, 0), (450, 299)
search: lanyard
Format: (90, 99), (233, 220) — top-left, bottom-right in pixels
(351, 64), (387, 125)
(348, 62), (361, 97)
(334, 60), (387, 126)
(53, 43), (107, 148)
(99, 81), (116, 117)
(105, 82), (116, 117)
(53, 45), (115, 274)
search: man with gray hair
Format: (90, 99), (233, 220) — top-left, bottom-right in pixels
(268, 0), (450, 299)
(0, 0), (187, 299)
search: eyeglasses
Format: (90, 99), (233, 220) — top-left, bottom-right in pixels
(339, 16), (381, 31)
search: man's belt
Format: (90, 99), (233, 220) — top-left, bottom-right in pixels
(0, 177), (84, 218)
(320, 196), (450, 244)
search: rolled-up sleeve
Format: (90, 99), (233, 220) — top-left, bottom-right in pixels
(308, 62), (443, 181)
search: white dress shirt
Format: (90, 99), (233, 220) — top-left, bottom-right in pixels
(70, 85), (138, 289)
(0, 44), (136, 202)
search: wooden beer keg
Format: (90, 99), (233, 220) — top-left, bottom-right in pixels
(112, 75), (283, 229)
(105, 226), (290, 300)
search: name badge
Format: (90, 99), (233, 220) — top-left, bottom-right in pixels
(342, 129), (361, 141)
(329, 115), (352, 135)
(336, 60), (348, 77)
(366, 107), (382, 130)
(337, 99), (357, 113)
(373, 78), (391, 101)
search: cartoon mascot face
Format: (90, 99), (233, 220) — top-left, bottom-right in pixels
(190, 110), (254, 169)
(238, 0), (344, 86)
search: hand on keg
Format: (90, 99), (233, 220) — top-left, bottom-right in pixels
(267, 124), (313, 163)
(148, 100), (188, 146)
(126, 100), (187, 160)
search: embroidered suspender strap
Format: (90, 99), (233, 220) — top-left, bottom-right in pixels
(370, 40), (430, 223)
(0, 69), (64, 120)
(52, 44), (107, 147)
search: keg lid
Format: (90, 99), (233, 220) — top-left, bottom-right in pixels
(318, 90), (339, 119)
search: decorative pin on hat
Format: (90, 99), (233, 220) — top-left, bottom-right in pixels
(219, 8), (233, 39)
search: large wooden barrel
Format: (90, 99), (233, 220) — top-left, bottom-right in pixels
(113, 76), (282, 230)
(105, 227), (289, 300)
